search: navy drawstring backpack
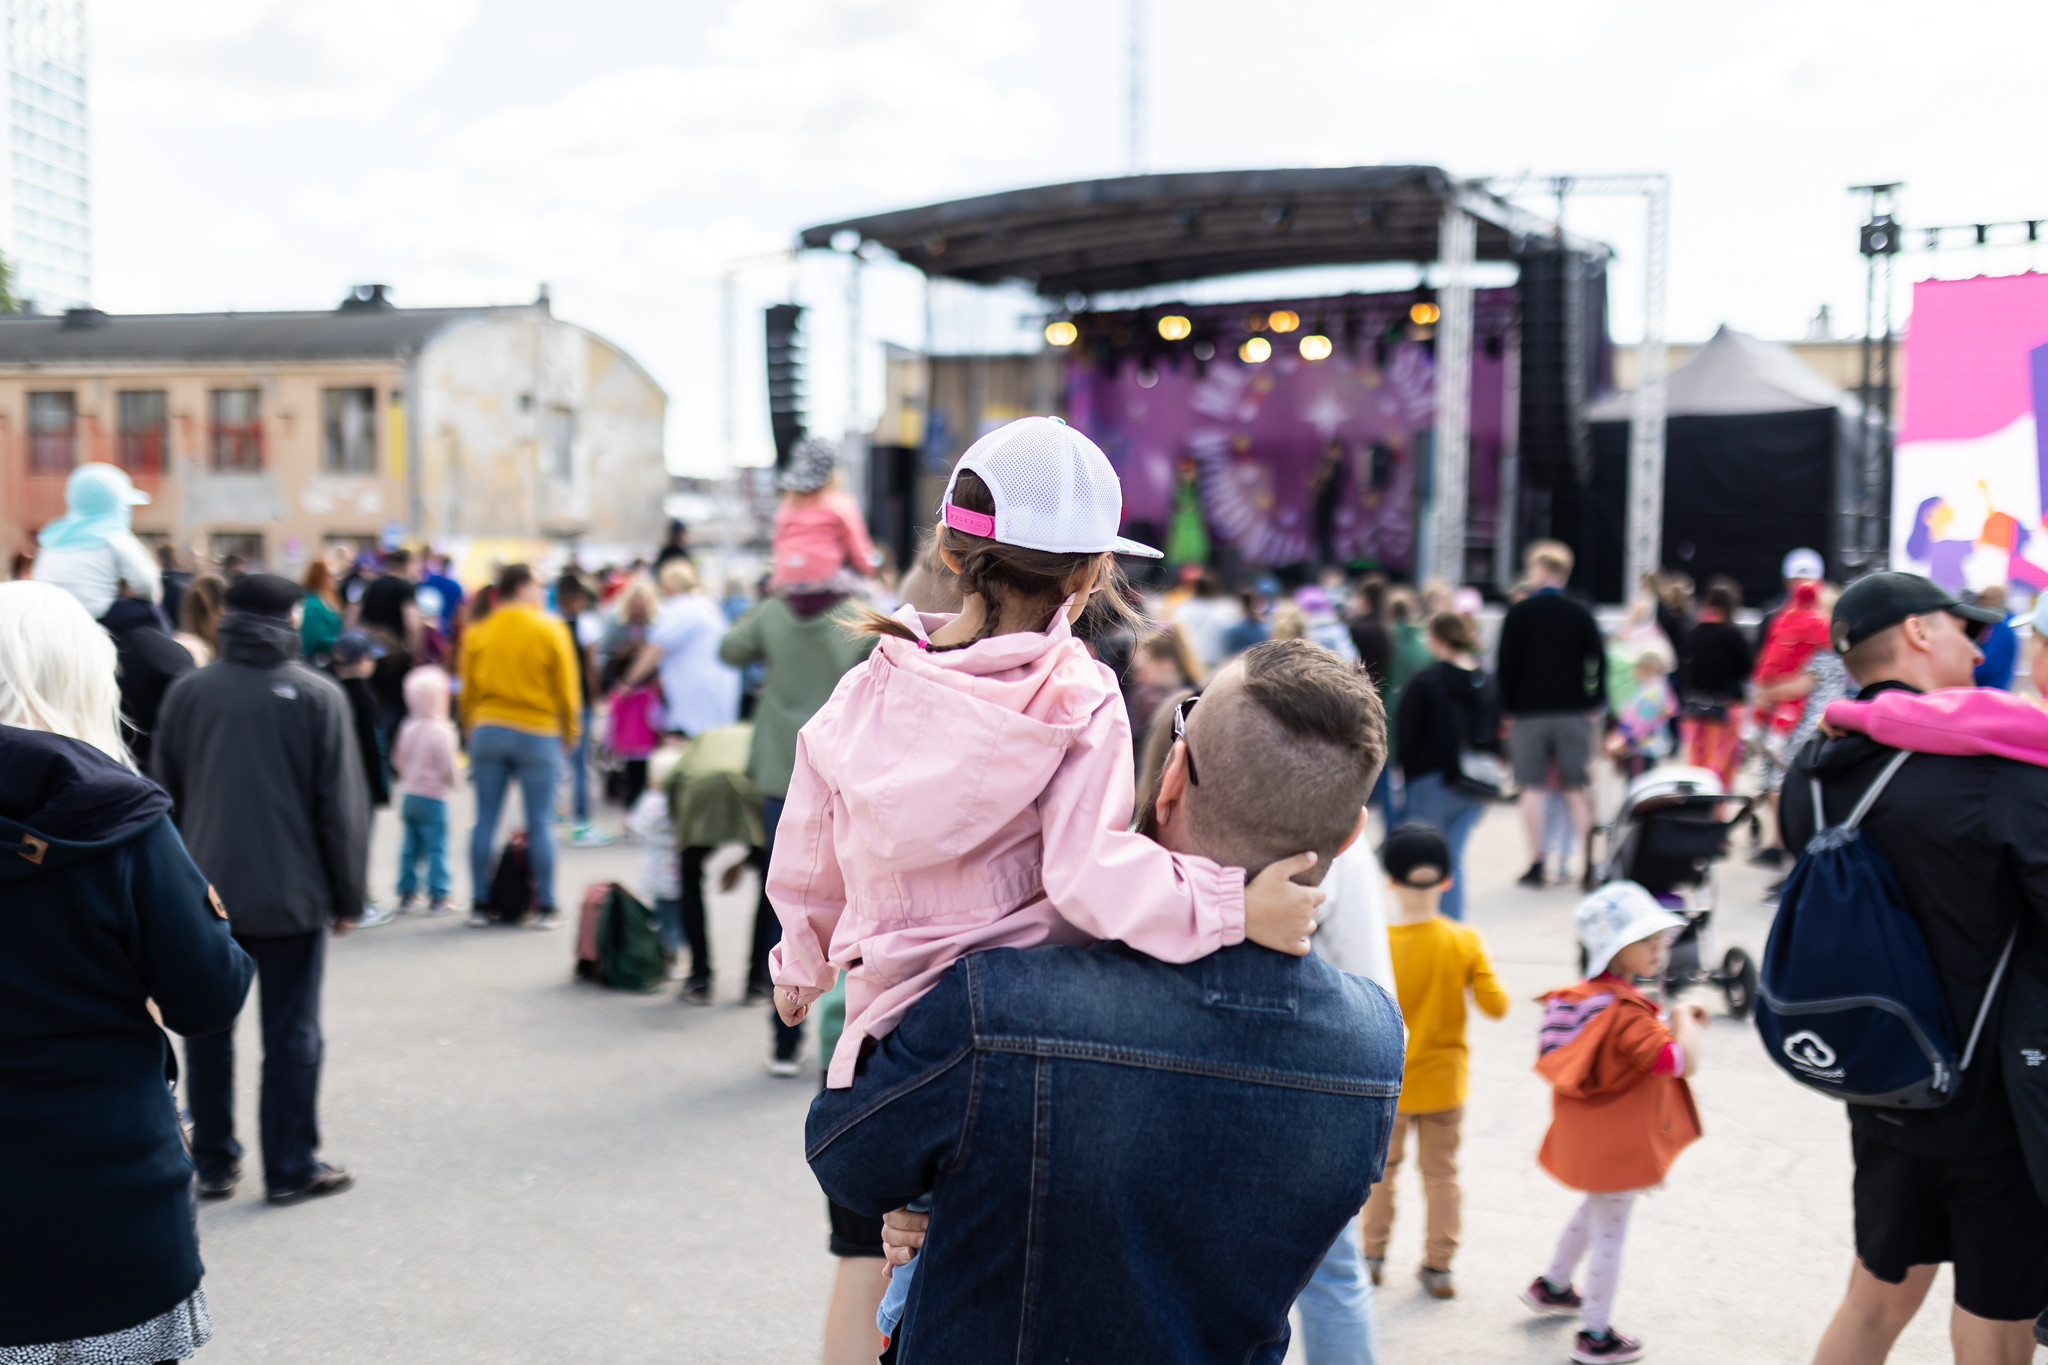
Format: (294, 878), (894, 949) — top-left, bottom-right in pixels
(1757, 750), (2015, 1108)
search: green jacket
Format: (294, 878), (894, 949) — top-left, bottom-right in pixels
(718, 597), (878, 799)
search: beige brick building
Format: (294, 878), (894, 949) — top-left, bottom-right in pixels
(0, 287), (668, 576)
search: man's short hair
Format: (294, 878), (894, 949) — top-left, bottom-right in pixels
(1182, 639), (1386, 882)
(498, 563), (535, 599)
(1526, 539), (1574, 579)
(1840, 624), (1898, 684)
(383, 547), (412, 572)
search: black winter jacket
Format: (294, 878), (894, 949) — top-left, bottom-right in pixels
(1782, 681), (2048, 1158)
(101, 596), (195, 769)
(1495, 589), (1608, 715)
(151, 612), (370, 936)
(0, 726), (252, 1346)
(1396, 660), (1499, 783)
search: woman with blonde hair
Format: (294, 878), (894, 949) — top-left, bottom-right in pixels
(0, 581), (252, 1363)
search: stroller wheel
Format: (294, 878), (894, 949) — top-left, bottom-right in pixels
(1721, 947), (1758, 1020)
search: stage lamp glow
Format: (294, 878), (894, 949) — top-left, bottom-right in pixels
(1410, 302), (1441, 325)
(1157, 315), (1192, 341)
(1044, 320), (1079, 347)
(1298, 334), (1333, 361)
(1268, 310), (1300, 333)
(1239, 336), (1272, 364)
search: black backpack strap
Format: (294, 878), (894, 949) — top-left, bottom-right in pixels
(1960, 927), (2020, 1072)
(1838, 749), (1914, 832)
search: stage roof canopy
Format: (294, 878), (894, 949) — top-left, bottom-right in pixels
(799, 166), (1593, 299)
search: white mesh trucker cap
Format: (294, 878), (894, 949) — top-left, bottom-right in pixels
(939, 416), (1163, 558)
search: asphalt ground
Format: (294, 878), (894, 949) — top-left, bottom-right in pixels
(186, 781), (1993, 1363)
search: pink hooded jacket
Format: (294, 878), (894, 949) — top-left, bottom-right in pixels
(1822, 686), (2048, 768)
(391, 666), (461, 800)
(768, 603), (1248, 1088)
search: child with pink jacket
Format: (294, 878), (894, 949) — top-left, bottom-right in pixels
(769, 418), (1324, 1091)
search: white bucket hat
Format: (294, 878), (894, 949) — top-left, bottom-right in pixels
(940, 416), (1162, 558)
(1576, 881), (1686, 979)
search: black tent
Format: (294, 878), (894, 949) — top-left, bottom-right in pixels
(1587, 327), (1857, 605)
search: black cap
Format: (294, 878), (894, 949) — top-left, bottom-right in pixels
(330, 631), (386, 665)
(223, 572), (303, 619)
(1830, 571), (2002, 653)
(1380, 823), (1453, 888)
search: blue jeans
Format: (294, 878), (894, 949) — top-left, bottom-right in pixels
(569, 704), (593, 823)
(1369, 764), (1404, 833)
(1296, 1224), (1378, 1365)
(397, 794), (450, 900)
(1400, 771), (1485, 921)
(469, 725), (561, 911)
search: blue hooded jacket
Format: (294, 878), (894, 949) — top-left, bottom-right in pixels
(0, 726), (252, 1347)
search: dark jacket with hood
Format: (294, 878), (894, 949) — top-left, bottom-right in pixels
(151, 611), (370, 936)
(1781, 680), (2048, 1158)
(101, 595), (195, 770)
(0, 726), (252, 1347)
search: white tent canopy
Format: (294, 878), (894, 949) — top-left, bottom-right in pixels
(1589, 324), (1856, 421)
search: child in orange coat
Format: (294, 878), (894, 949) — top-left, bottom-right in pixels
(1521, 882), (1706, 1364)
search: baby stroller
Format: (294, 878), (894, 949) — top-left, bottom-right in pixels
(1581, 764), (1761, 1018)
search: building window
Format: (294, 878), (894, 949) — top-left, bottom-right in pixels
(322, 387), (377, 475)
(117, 389), (168, 475)
(208, 532), (265, 573)
(26, 389), (74, 473)
(209, 388), (262, 471)
(547, 406), (574, 480)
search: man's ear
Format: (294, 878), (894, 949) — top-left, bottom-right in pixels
(1335, 805), (1368, 857)
(1153, 740), (1192, 829)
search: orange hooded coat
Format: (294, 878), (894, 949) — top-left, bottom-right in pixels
(1535, 977), (1702, 1192)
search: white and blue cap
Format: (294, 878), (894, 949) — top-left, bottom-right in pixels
(1576, 880), (1685, 978)
(941, 416), (1162, 558)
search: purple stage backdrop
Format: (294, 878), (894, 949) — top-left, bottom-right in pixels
(1070, 292), (1513, 572)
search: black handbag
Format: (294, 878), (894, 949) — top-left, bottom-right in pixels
(1450, 748), (1508, 800)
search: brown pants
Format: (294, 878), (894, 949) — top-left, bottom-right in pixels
(1361, 1106), (1463, 1270)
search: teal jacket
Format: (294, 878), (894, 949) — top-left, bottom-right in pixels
(718, 597), (878, 799)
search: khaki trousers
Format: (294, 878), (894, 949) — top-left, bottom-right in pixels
(1360, 1106), (1463, 1269)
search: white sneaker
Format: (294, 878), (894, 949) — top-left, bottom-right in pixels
(530, 908), (563, 931)
(356, 903), (397, 929)
(766, 1053), (802, 1079)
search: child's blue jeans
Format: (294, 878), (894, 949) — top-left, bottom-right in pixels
(397, 794), (450, 900)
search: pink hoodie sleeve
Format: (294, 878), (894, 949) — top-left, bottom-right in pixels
(765, 727), (849, 1005)
(1036, 691), (1247, 960)
(1823, 687), (2048, 768)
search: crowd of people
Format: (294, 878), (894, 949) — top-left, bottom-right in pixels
(1, 432), (2045, 1365)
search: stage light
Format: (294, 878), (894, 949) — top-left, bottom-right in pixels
(1268, 310), (1300, 333)
(1298, 334), (1333, 361)
(1192, 340), (1216, 362)
(1157, 315), (1193, 341)
(1409, 302), (1441, 325)
(1243, 313), (1268, 333)
(1136, 366), (1160, 389)
(1239, 337), (1272, 364)
(1044, 320), (1078, 347)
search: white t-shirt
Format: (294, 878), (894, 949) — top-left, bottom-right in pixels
(1312, 814), (1397, 998)
(647, 593), (741, 738)
(32, 533), (162, 619)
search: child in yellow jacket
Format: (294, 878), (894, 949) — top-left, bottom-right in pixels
(1361, 823), (1510, 1300)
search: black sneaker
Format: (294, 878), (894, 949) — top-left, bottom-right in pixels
(1570, 1328), (1644, 1363)
(195, 1166), (240, 1201)
(680, 976), (713, 1006)
(1521, 1275), (1582, 1317)
(1517, 862), (1548, 889)
(266, 1162), (355, 1206)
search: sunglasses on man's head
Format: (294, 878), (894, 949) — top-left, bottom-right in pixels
(1172, 692), (1200, 786)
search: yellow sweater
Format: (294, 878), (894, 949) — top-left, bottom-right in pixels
(1388, 916), (1510, 1113)
(457, 603), (582, 742)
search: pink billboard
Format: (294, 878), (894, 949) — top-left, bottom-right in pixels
(1893, 273), (2048, 593)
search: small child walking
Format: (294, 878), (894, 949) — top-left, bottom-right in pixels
(390, 664), (460, 914)
(1522, 881), (1706, 1363)
(1361, 823), (1509, 1301)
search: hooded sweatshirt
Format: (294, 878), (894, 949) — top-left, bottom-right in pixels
(391, 666), (461, 800)
(0, 726), (252, 1346)
(769, 603), (1249, 1088)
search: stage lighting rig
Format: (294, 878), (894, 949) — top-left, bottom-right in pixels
(1045, 319), (1079, 347)
(1157, 314), (1192, 341)
(1239, 336), (1272, 363)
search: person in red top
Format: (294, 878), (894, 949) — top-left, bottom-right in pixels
(1521, 882), (1706, 1364)
(1751, 550), (1830, 872)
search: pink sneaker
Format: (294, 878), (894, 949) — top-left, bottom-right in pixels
(1521, 1275), (1583, 1317)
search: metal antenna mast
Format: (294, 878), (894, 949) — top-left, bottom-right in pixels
(1126, 0), (1148, 174)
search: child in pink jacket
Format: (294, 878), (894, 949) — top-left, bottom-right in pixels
(1822, 684), (2048, 767)
(391, 665), (460, 913)
(770, 436), (879, 594)
(769, 418), (1324, 1089)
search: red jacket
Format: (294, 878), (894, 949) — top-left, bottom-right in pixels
(1535, 976), (1701, 1192)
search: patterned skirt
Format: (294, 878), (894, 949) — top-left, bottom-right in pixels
(0, 1289), (212, 1365)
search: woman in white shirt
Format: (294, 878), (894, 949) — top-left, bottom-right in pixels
(31, 464), (161, 620)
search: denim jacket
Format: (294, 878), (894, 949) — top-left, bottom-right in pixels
(806, 942), (1405, 1363)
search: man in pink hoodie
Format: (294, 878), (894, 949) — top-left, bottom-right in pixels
(802, 642), (1405, 1362)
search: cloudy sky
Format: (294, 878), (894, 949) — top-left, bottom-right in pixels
(90, 0), (2048, 472)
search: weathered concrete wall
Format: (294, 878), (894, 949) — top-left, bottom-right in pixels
(413, 309), (666, 556)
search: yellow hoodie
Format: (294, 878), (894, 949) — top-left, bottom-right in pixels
(457, 602), (582, 743)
